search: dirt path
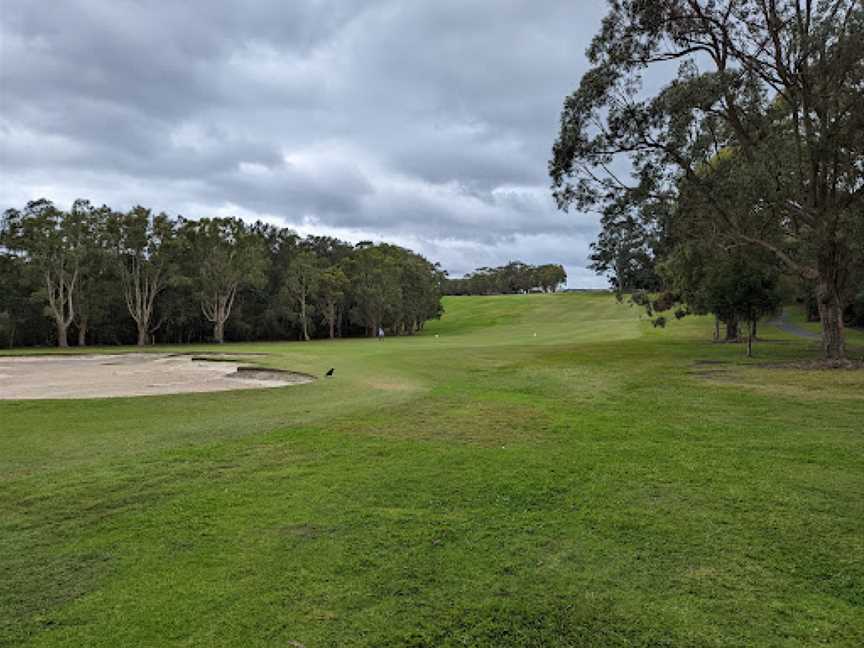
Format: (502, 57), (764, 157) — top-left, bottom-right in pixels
(0, 353), (314, 400)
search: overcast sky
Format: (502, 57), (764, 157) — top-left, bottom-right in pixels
(0, 1), (610, 286)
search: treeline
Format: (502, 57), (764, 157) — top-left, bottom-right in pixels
(0, 199), (444, 348)
(444, 262), (566, 295)
(551, 0), (864, 360)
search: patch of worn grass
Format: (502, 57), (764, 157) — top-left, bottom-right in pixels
(1, 293), (862, 647)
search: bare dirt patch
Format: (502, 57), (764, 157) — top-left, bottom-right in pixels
(0, 353), (314, 400)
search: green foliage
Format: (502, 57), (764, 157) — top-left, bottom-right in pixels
(342, 243), (443, 336)
(1, 199), (101, 346)
(589, 204), (665, 293)
(280, 250), (321, 341)
(551, 0), (864, 359)
(105, 207), (178, 344)
(1, 200), (445, 345)
(701, 256), (783, 330)
(0, 254), (45, 347)
(317, 266), (349, 339)
(445, 261), (567, 295)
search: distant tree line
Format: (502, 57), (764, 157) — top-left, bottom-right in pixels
(443, 261), (567, 296)
(0, 199), (445, 348)
(551, 0), (864, 360)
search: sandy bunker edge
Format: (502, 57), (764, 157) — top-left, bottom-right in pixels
(0, 352), (316, 400)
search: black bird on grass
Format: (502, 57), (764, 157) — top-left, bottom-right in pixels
(325, 368), (334, 377)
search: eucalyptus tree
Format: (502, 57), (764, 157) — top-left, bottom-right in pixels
(0, 253), (37, 348)
(255, 224), (300, 339)
(1, 199), (90, 347)
(444, 262), (568, 295)
(177, 217), (268, 343)
(108, 206), (176, 346)
(299, 235), (354, 266)
(394, 252), (445, 334)
(660, 239), (783, 348)
(344, 244), (400, 336)
(589, 199), (666, 294)
(551, 0), (864, 360)
(500, 261), (533, 293)
(73, 203), (115, 346)
(534, 264), (569, 293)
(318, 266), (349, 339)
(282, 250), (321, 341)
(2, 199), (447, 346)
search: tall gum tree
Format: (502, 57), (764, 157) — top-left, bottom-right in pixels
(550, 0), (864, 360)
(109, 206), (175, 346)
(282, 250), (320, 341)
(178, 217), (267, 344)
(1, 199), (88, 347)
(317, 266), (349, 339)
(73, 203), (117, 346)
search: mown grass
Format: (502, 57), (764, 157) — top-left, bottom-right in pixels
(1, 293), (862, 647)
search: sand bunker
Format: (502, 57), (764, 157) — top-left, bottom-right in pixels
(0, 353), (314, 400)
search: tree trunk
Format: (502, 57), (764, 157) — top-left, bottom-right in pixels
(137, 323), (148, 346)
(713, 317), (720, 342)
(56, 319), (69, 348)
(746, 319), (754, 358)
(77, 320), (87, 347)
(328, 316), (335, 340)
(300, 298), (309, 341)
(724, 319), (739, 342)
(213, 319), (225, 344)
(816, 279), (846, 361)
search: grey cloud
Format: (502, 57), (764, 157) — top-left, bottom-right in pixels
(0, 0), (612, 287)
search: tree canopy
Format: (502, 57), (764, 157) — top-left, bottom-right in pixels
(444, 262), (567, 295)
(0, 199), (445, 347)
(551, 0), (864, 360)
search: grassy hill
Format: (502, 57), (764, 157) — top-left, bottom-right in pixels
(2, 293), (862, 647)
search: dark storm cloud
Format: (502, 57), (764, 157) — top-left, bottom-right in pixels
(0, 0), (611, 285)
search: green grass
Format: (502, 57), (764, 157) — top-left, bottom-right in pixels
(1, 293), (862, 647)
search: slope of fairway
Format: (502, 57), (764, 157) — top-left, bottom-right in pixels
(424, 292), (643, 343)
(1, 293), (862, 647)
